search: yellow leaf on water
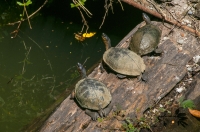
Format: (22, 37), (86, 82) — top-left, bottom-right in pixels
(74, 33), (85, 41)
(82, 32), (96, 38)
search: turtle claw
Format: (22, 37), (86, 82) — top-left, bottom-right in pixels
(85, 109), (99, 121)
(98, 103), (113, 117)
(141, 72), (149, 82)
(98, 110), (104, 117)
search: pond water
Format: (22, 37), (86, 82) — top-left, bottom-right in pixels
(0, 1), (143, 132)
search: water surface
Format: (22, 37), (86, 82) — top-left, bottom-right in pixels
(0, 1), (142, 131)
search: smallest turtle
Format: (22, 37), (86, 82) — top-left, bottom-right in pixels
(130, 13), (162, 56)
(71, 63), (112, 120)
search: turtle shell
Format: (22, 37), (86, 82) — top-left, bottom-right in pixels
(75, 78), (111, 110)
(103, 47), (145, 76)
(130, 24), (161, 55)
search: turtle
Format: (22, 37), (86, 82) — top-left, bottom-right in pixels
(71, 63), (112, 120)
(130, 13), (162, 56)
(101, 33), (146, 79)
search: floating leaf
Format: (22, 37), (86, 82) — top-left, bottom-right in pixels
(82, 32), (96, 38)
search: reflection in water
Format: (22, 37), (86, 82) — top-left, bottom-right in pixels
(0, 15), (121, 131)
(0, 0), (143, 130)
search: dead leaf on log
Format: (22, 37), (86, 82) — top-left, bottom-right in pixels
(189, 109), (200, 118)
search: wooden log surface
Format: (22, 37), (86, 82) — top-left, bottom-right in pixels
(39, 21), (200, 132)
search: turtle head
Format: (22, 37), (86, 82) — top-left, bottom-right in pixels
(77, 62), (87, 79)
(102, 33), (111, 51)
(142, 13), (151, 25)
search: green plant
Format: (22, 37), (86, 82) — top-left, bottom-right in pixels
(137, 117), (152, 131)
(158, 107), (171, 114)
(17, 0), (32, 6)
(70, 0), (86, 8)
(179, 97), (195, 109)
(16, 0), (32, 21)
(122, 119), (139, 132)
(97, 117), (104, 122)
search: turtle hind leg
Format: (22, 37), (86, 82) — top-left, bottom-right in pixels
(85, 109), (99, 120)
(154, 47), (162, 54)
(153, 47), (162, 56)
(137, 74), (143, 82)
(98, 101), (113, 117)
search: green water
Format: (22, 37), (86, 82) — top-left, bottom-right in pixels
(0, 16), (124, 132)
(0, 1), (143, 131)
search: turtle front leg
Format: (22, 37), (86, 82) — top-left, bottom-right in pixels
(85, 109), (99, 120)
(70, 90), (75, 99)
(99, 62), (105, 73)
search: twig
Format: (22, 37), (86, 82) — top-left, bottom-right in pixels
(19, 30), (54, 72)
(10, 21), (21, 38)
(7, 0), (48, 26)
(23, 0), (32, 29)
(72, 0), (92, 33)
(47, 60), (53, 71)
(8, 0), (48, 38)
(99, 0), (113, 29)
(22, 47), (31, 74)
(78, 7), (89, 33)
(82, 57), (90, 66)
(22, 40), (27, 50)
(118, 0), (124, 11)
(72, 0), (92, 17)
(63, 66), (76, 76)
(99, 0), (124, 29)
(121, 0), (200, 37)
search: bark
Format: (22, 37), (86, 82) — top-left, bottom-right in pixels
(39, 21), (200, 132)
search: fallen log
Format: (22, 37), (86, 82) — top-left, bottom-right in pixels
(39, 20), (200, 131)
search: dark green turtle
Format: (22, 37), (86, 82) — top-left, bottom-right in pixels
(71, 63), (112, 120)
(101, 33), (146, 79)
(130, 13), (162, 56)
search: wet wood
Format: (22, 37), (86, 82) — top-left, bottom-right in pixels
(39, 21), (200, 131)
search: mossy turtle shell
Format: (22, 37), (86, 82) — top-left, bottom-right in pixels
(103, 47), (145, 76)
(75, 78), (111, 110)
(130, 24), (161, 55)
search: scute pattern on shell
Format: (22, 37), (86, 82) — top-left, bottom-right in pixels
(75, 78), (111, 110)
(130, 24), (161, 55)
(103, 47), (145, 76)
